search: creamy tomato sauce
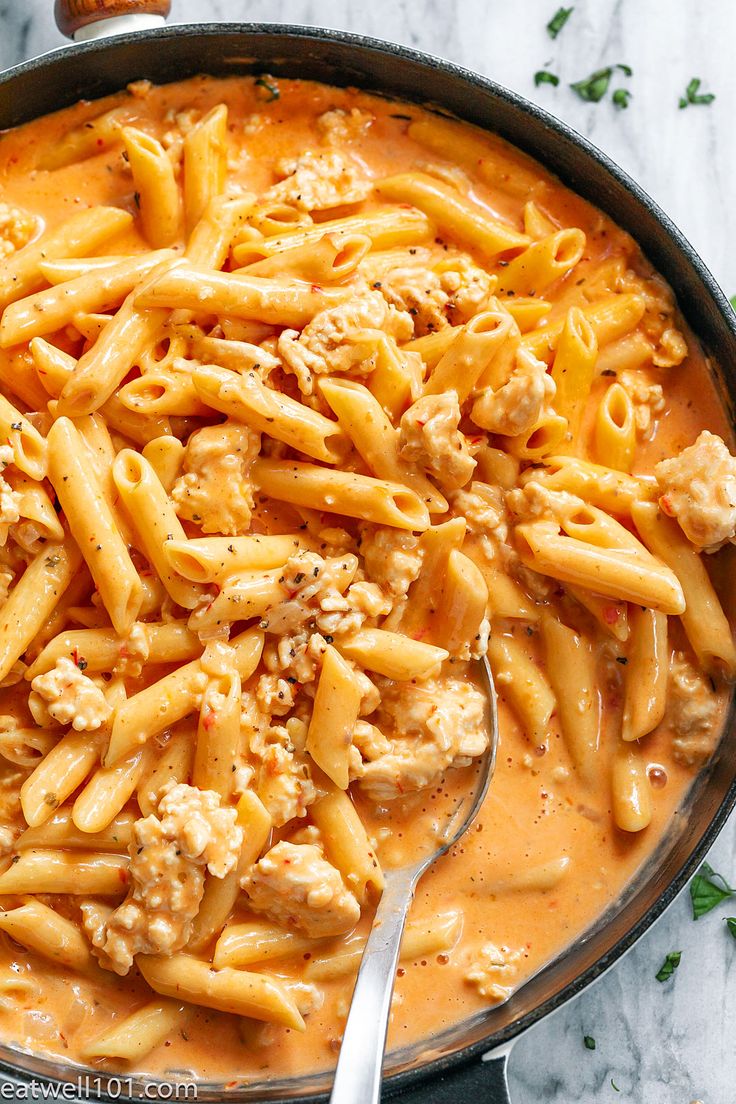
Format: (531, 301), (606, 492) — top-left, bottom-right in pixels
(0, 75), (730, 1086)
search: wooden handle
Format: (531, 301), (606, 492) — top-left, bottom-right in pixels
(55, 0), (171, 38)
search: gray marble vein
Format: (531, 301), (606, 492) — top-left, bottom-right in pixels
(0, 2), (734, 1102)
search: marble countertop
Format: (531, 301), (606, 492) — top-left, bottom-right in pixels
(1, 2), (735, 1102)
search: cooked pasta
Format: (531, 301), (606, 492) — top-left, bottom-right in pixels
(0, 72), (729, 1085)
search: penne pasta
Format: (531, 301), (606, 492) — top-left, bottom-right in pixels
(47, 418), (142, 634)
(0, 206), (132, 308)
(122, 126), (182, 248)
(193, 364), (348, 464)
(135, 264), (353, 326)
(81, 1000), (190, 1061)
(631, 501), (736, 676)
(137, 954), (304, 1031)
(0, 850), (129, 895)
(375, 172), (530, 258)
(251, 458), (430, 531)
(306, 645), (362, 789)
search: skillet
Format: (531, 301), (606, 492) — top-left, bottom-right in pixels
(0, 3), (734, 1100)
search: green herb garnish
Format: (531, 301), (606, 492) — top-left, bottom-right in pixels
(583, 1035), (596, 1050)
(547, 7), (573, 38)
(655, 950), (681, 982)
(535, 71), (560, 88)
(570, 64), (632, 104)
(679, 77), (715, 109)
(690, 862), (735, 919)
(611, 1080), (620, 1093)
(255, 76), (280, 102)
(728, 294), (736, 311)
(612, 88), (632, 109)
(726, 917), (736, 939)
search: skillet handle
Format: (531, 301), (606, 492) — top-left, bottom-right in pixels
(55, 0), (171, 40)
(386, 1047), (514, 1103)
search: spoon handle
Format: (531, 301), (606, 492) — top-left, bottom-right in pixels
(330, 866), (416, 1104)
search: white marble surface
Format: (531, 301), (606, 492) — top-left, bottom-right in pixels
(1, 2), (735, 1102)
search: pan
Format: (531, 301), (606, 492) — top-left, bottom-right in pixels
(0, 4), (734, 1101)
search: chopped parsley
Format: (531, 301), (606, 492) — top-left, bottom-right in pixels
(546, 6), (573, 38)
(255, 76), (280, 102)
(583, 1035), (596, 1050)
(535, 71), (560, 88)
(655, 950), (681, 982)
(611, 1080), (620, 1093)
(612, 88), (632, 109)
(571, 64), (632, 104)
(728, 294), (736, 311)
(679, 77), (715, 109)
(690, 862), (735, 919)
(727, 917), (736, 940)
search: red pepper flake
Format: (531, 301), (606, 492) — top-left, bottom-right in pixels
(203, 707), (217, 731)
(603, 605), (620, 624)
(117, 867), (128, 884)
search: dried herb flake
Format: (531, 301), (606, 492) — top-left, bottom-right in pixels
(547, 7), (573, 38)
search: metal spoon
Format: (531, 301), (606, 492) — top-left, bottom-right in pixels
(329, 656), (498, 1104)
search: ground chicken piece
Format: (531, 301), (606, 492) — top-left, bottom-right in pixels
(0, 476), (21, 545)
(172, 424), (260, 535)
(619, 369), (665, 438)
(439, 258), (494, 324)
(256, 742), (317, 826)
(506, 480), (583, 525)
(29, 658), (111, 732)
(0, 203), (36, 259)
(260, 552), (360, 640)
(0, 445), (21, 546)
(262, 631), (327, 685)
(655, 431), (736, 551)
(378, 266), (450, 337)
(89, 783), (242, 975)
(377, 258), (492, 338)
(242, 840), (360, 937)
(317, 107), (374, 145)
(399, 392), (476, 491)
(256, 673), (296, 717)
(450, 481), (509, 553)
(112, 623), (150, 679)
(0, 566), (13, 605)
(355, 669), (381, 716)
(465, 943), (524, 1003)
(277, 291), (412, 396)
(265, 150), (371, 212)
(0, 824), (16, 856)
(354, 677), (489, 800)
(653, 326), (688, 368)
(353, 720), (392, 759)
(359, 526), (423, 599)
(247, 717), (317, 827)
(471, 349), (555, 437)
(667, 653), (722, 766)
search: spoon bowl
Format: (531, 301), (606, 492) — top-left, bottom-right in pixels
(330, 655), (498, 1104)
